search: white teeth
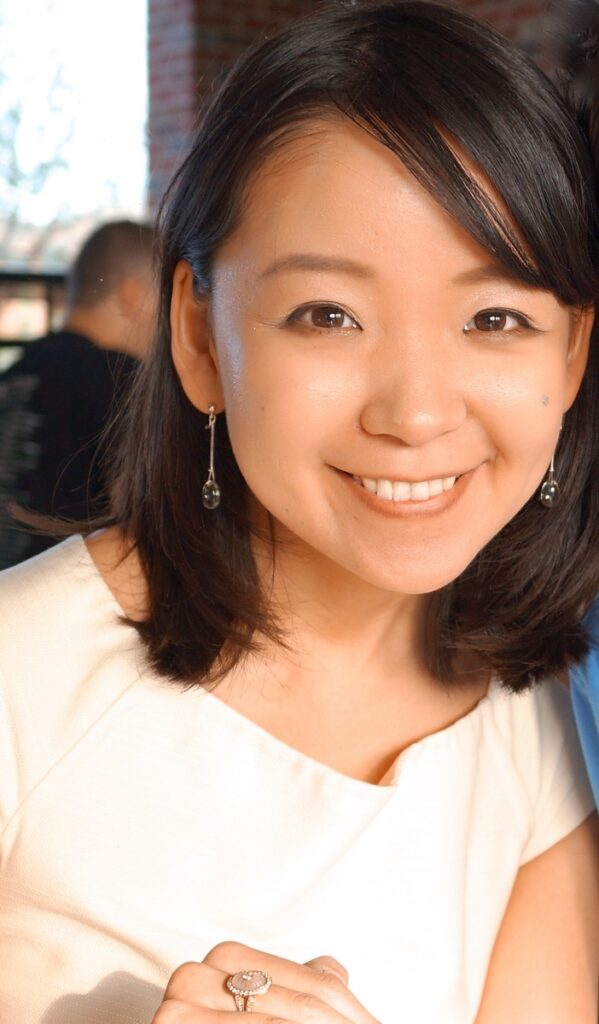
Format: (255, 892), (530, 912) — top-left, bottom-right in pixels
(392, 481), (411, 501)
(356, 474), (459, 502)
(377, 479), (393, 500)
(411, 481), (430, 501)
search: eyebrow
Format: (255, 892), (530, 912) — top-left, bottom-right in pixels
(257, 254), (527, 287)
(451, 263), (526, 286)
(257, 253), (376, 281)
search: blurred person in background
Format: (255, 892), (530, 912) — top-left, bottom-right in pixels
(0, 219), (155, 568)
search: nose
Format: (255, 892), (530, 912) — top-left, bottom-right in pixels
(359, 331), (467, 446)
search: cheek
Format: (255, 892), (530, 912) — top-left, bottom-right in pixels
(470, 351), (568, 473)
(214, 320), (357, 449)
(214, 333), (317, 489)
(218, 340), (295, 432)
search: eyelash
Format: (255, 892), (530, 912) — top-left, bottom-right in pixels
(284, 303), (536, 335)
(463, 308), (535, 335)
(285, 303), (360, 331)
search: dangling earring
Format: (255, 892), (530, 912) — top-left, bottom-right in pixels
(539, 421), (562, 509)
(539, 452), (559, 508)
(201, 404), (221, 509)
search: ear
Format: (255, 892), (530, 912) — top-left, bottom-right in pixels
(116, 275), (146, 317)
(170, 260), (224, 413)
(564, 304), (594, 411)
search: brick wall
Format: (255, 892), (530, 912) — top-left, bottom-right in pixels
(148, 0), (551, 211)
(462, 0), (549, 56)
(148, 0), (318, 209)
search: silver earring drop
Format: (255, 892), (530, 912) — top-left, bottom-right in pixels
(539, 419), (562, 509)
(539, 451), (559, 508)
(201, 404), (221, 510)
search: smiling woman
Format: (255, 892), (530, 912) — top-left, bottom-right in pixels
(174, 121), (587, 608)
(0, 3), (598, 1024)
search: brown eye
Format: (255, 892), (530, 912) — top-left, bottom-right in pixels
(475, 311), (508, 331)
(464, 308), (531, 334)
(312, 305), (347, 328)
(287, 304), (360, 330)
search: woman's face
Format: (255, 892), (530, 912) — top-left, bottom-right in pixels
(174, 120), (590, 595)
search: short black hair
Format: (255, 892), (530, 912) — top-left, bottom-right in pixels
(67, 220), (154, 309)
(109, 0), (599, 691)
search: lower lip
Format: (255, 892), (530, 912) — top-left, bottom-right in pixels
(336, 469), (475, 517)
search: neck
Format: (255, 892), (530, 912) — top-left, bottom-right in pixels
(218, 524), (487, 786)
(250, 520), (432, 696)
(63, 304), (137, 356)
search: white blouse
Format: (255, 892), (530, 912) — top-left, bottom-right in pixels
(0, 537), (594, 1024)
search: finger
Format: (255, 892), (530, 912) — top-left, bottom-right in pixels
(204, 943), (377, 1023)
(205, 942), (349, 988)
(164, 962), (356, 1022)
(304, 956), (350, 986)
(166, 980), (365, 1024)
(163, 962), (223, 1007)
(262, 984), (362, 1024)
(153, 1001), (295, 1024)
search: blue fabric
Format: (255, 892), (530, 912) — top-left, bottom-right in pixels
(570, 600), (599, 804)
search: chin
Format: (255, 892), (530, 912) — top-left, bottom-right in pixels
(333, 535), (481, 594)
(340, 555), (476, 597)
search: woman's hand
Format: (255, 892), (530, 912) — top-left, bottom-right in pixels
(151, 941), (380, 1023)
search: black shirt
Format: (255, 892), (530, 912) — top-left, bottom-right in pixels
(0, 330), (135, 568)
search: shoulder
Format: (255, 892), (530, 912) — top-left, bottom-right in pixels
(0, 332), (84, 373)
(1, 332), (117, 380)
(0, 538), (144, 828)
(487, 678), (595, 863)
(0, 534), (142, 702)
(0, 334), (96, 402)
(0, 534), (143, 689)
(489, 675), (577, 758)
(0, 535), (118, 644)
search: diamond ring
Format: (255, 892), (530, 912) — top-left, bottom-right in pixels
(226, 969), (272, 1012)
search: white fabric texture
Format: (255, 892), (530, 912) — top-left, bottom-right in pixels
(0, 536), (594, 1024)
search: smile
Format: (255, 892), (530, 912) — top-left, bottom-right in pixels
(352, 475), (458, 503)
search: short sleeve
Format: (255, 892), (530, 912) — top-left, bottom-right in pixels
(520, 680), (596, 865)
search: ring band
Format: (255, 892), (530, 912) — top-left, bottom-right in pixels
(226, 969), (272, 1012)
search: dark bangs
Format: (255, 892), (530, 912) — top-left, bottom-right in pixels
(113, 0), (599, 690)
(176, 0), (597, 304)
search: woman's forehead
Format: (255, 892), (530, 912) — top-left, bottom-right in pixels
(214, 118), (515, 281)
